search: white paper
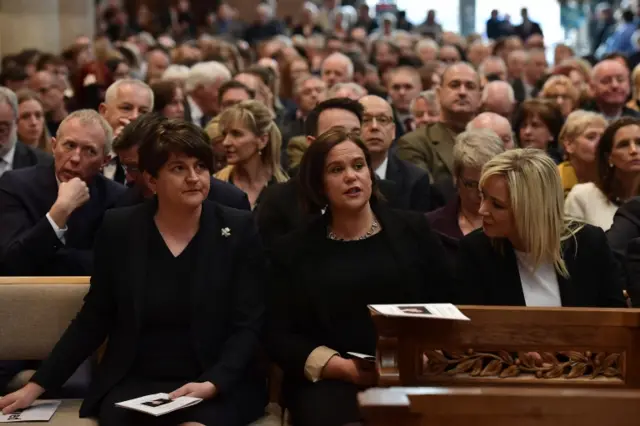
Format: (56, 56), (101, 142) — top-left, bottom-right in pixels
(369, 303), (470, 321)
(115, 393), (202, 417)
(347, 352), (376, 362)
(0, 400), (61, 423)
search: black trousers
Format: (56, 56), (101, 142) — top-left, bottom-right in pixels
(286, 380), (362, 426)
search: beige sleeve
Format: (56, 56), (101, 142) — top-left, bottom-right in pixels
(304, 346), (339, 382)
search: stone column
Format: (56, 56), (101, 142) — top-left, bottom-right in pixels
(58, 0), (96, 50)
(0, 0), (61, 56)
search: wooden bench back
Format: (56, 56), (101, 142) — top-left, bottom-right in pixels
(0, 277), (89, 360)
(373, 306), (640, 389)
(358, 386), (640, 426)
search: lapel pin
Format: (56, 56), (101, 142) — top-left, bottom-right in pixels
(221, 227), (231, 237)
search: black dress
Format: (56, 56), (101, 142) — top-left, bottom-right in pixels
(98, 223), (247, 426)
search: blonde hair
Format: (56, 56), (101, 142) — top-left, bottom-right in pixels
(541, 75), (580, 105)
(217, 100), (288, 183)
(480, 148), (582, 277)
(632, 63), (640, 99)
(558, 110), (607, 155)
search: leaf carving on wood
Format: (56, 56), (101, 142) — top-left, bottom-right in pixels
(420, 349), (623, 380)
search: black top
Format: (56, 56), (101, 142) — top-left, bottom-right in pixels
(131, 223), (202, 381)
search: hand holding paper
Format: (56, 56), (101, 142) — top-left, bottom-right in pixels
(169, 381), (216, 400)
(0, 383), (45, 415)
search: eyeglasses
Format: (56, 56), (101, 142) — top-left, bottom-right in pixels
(362, 115), (393, 126)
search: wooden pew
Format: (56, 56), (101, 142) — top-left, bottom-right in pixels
(373, 306), (640, 389)
(358, 386), (640, 426)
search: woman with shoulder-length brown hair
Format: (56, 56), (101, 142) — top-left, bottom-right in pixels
(267, 128), (453, 426)
(540, 75), (580, 118)
(15, 89), (51, 153)
(565, 117), (640, 230)
(150, 80), (185, 120)
(513, 99), (565, 163)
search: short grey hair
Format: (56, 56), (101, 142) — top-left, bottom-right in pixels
(0, 87), (18, 119)
(415, 38), (439, 55)
(327, 82), (367, 99)
(104, 79), (155, 109)
(162, 64), (190, 83)
(410, 89), (438, 113)
(453, 129), (506, 177)
(303, 1), (318, 15)
(56, 109), (114, 155)
(321, 52), (354, 79)
(185, 61), (232, 93)
(478, 56), (507, 78)
(293, 74), (324, 96)
(481, 81), (515, 104)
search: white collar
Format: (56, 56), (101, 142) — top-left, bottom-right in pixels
(187, 95), (203, 122)
(375, 156), (389, 180)
(2, 142), (16, 166)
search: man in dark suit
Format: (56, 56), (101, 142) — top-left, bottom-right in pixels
(586, 59), (640, 120)
(514, 8), (543, 41)
(387, 67), (423, 140)
(0, 109), (125, 276)
(112, 113), (250, 210)
(359, 95), (441, 212)
(0, 87), (51, 178)
(511, 49), (547, 104)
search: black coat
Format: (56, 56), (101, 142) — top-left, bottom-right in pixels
(384, 154), (442, 212)
(12, 141), (53, 170)
(114, 177), (250, 210)
(455, 225), (626, 308)
(514, 21), (543, 40)
(0, 164), (125, 276)
(31, 200), (266, 417)
(607, 196), (640, 303)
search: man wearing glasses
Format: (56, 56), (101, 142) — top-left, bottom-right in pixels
(359, 95), (440, 212)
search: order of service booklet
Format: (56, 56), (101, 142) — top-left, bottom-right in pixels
(115, 393), (202, 417)
(369, 303), (471, 321)
(0, 400), (61, 423)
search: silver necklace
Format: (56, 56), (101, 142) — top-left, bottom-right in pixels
(327, 218), (380, 241)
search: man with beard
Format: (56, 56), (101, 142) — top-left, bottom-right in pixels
(396, 63), (481, 202)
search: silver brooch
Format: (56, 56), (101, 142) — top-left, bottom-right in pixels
(221, 227), (231, 237)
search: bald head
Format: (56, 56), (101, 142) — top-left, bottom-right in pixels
(481, 81), (515, 119)
(467, 112), (515, 149)
(441, 62), (480, 86)
(591, 59), (630, 109)
(359, 95), (393, 115)
(321, 52), (354, 88)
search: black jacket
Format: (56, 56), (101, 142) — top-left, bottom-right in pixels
(607, 196), (640, 303)
(0, 164), (125, 276)
(455, 224), (626, 308)
(114, 177), (250, 210)
(31, 199), (266, 417)
(384, 154), (442, 212)
(11, 141), (53, 170)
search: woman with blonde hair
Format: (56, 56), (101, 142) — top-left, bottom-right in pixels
(455, 148), (625, 308)
(216, 100), (288, 209)
(626, 64), (640, 112)
(557, 110), (608, 195)
(540, 75), (580, 118)
(15, 89), (51, 153)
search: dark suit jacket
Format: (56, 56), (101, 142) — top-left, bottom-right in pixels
(12, 141), (53, 169)
(385, 154), (441, 212)
(426, 196), (463, 262)
(583, 102), (640, 119)
(511, 78), (528, 104)
(267, 204), (454, 384)
(0, 165), (125, 276)
(514, 21), (543, 40)
(607, 196), (640, 302)
(31, 200), (266, 417)
(114, 177), (250, 210)
(455, 225), (627, 307)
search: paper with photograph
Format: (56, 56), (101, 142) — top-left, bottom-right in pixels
(0, 400), (61, 423)
(369, 303), (470, 320)
(115, 393), (202, 417)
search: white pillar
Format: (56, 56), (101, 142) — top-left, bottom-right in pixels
(58, 0), (96, 50)
(0, 0), (60, 56)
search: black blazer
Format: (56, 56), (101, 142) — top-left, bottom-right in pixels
(511, 78), (528, 104)
(385, 154), (441, 213)
(267, 205), (454, 383)
(514, 21), (543, 40)
(114, 176), (251, 210)
(31, 199), (266, 417)
(607, 196), (640, 302)
(12, 141), (53, 169)
(455, 225), (626, 308)
(426, 196), (463, 262)
(0, 164), (125, 276)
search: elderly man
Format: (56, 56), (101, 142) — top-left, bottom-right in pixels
(321, 52), (354, 89)
(360, 95), (437, 211)
(467, 41), (491, 69)
(218, 80), (255, 111)
(415, 38), (439, 64)
(478, 56), (507, 85)
(512, 49), (547, 102)
(480, 81), (516, 119)
(29, 70), (69, 136)
(506, 49), (527, 82)
(397, 62), (481, 201)
(184, 61), (232, 127)
(467, 112), (515, 149)
(99, 79), (154, 184)
(326, 82), (367, 100)
(0, 88), (51, 177)
(588, 59), (640, 120)
(387, 66), (423, 137)
(0, 110), (125, 276)
(144, 47), (171, 84)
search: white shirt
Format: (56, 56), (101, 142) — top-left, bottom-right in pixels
(375, 156), (389, 180)
(45, 177), (68, 244)
(515, 250), (562, 307)
(187, 95), (203, 127)
(565, 182), (618, 231)
(0, 143), (16, 177)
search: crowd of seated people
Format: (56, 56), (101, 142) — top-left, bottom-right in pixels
(1, 1), (640, 425)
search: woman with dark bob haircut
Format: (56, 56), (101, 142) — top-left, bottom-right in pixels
(513, 99), (565, 163)
(1, 120), (267, 426)
(267, 128), (453, 426)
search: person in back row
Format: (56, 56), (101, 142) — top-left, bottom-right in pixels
(113, 113), (249, 210)
(455, 148), (626, 308)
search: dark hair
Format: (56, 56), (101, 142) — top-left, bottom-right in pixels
(398, 55), (424, 68)
(138, 119), (214, 177)
(113, 113), (166, 151)
(602, 52), (630, 70)
(622, 9), (634, 23)
(218, 80), (255, 103)
(304, 98), (364, 137)
(36, 53), (64, 71)
(513, 99), (565, 149)
(298, 128), (380, 213)
(0, 66), (28, 85)
(150, 80), (181, 114)
(596, 116), (640, 203)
